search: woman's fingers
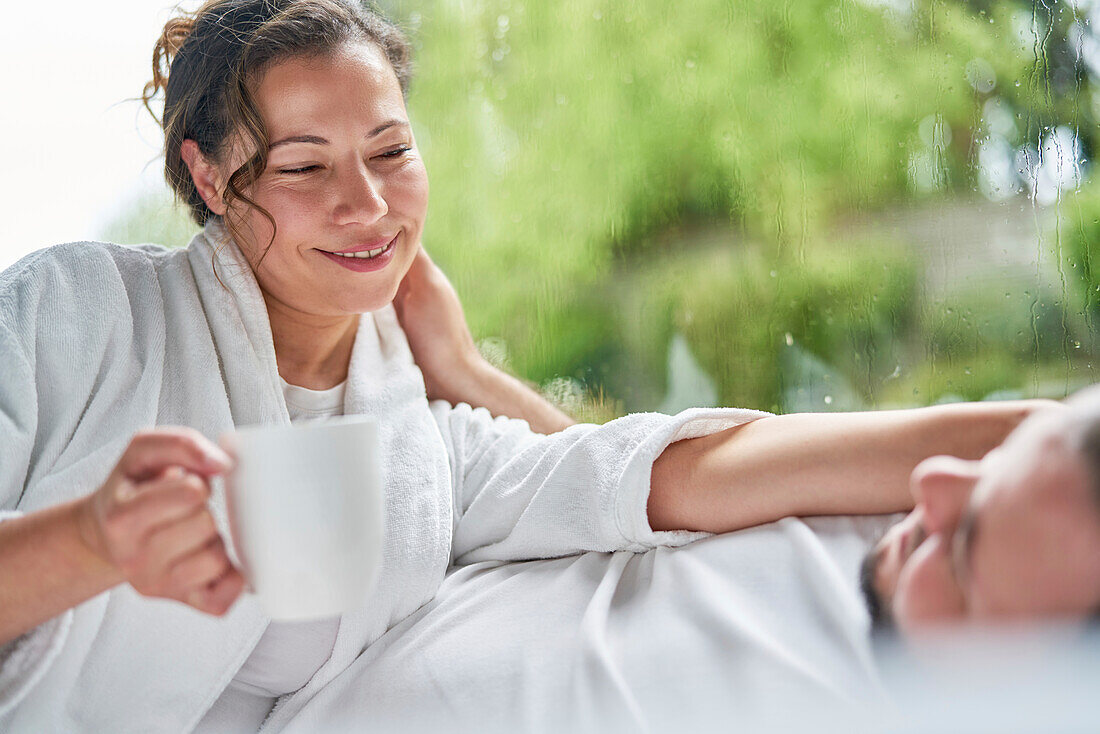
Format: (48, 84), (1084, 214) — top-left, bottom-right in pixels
(138, 509), (220, 582)
(84, 427), (247, 617)
(186, 567), (247, 616)
(114, 427), (232, 483)
(166, 538), (233, 593)
(98, 470), (212, 563)
(126, 509), (243, 612)
(127, 512), (243, 614)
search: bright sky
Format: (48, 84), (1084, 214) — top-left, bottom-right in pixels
(0, 1), (201, 270)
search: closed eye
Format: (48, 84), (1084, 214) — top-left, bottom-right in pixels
(276, 147), (409, 173)
(277, 165), (321, 174)
(377, 146), (412, 159)
(950, 500), (979, 606)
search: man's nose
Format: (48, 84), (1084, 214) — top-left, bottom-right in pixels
(910, 455), (980, 534)
(333, 163), (388, 226)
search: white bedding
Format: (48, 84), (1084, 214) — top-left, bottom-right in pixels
(268, 515), (896, 733)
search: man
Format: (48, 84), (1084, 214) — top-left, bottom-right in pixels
(861, 386), (1100, 633)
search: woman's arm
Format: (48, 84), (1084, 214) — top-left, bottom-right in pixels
(393, 245), (575, 434)
(648, 400), (1047, 532)
(0, 429), (245, 646)
(0, 499), (121, 645)
(438, 398), (1042, 565)
(444, 357), (576, 434)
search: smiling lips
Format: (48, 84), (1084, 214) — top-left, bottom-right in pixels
(318, 234), (398, 272)
(331, 244), (390, 259)
(325, 234), (398, 258)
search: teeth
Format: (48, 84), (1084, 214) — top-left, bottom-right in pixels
(333, 243), (390, 259)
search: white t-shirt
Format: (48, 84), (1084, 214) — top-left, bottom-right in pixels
(195, 377), (348, 730)
(280, 376), (347, 424)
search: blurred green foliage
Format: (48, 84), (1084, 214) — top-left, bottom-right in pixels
(402, 0), (1095, 411)
(661, 236), (918, 411)
(102, 195), (198, 250)
(1064, 183), (1100, 323)
(106, 0), (1100, 416)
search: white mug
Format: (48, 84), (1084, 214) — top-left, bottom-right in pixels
(221, 416), (384, 620)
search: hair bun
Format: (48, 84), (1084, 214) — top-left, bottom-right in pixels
(143, 14), (198, 127)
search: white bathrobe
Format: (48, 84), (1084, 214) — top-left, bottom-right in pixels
(0, 221), (766, 732)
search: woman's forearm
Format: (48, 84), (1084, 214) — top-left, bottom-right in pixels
(441, 356), (576, 434)
(0, 498), (123, 645)
(393, 246), (576, 434)
(648, 401), (1043, 533)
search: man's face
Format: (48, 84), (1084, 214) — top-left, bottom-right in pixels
(864, 409), (1100, 634)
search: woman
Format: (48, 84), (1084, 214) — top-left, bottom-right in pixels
(0, 0), (1043, 730)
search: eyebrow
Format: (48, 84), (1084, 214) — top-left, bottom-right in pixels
(268, 120), (410, 151)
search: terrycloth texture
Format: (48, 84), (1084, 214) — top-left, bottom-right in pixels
(438, 403), (759, 563)
(261, 403), (765, 732)
(0, 221), (768, 733)
(273, 515), (895, 734)
(0, 219), (452, 733)
(0, 595), (71, 721)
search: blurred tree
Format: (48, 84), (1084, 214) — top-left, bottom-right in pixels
(111, 0), (1100, 413)
(396, 0), (1091, 409)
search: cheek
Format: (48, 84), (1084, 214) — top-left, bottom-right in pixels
(893, 539), (965, 630)
(228, 185), (321, 257)
(225, 184), (301, 242)
(257, 185), (329, 227)
(388, 160), (430, 216)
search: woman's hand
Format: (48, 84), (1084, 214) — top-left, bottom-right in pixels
(393, 243), (483, 403)
(75, 427), (246, 616)
(393, 243), (575, 432)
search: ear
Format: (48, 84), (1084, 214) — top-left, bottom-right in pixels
(911, 455), (980, 535)
(180, 139), (227, 216)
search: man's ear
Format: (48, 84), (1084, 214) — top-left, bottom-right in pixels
(180, 139), (227, 216)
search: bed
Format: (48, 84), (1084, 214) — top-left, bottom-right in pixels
(252, 510), (1100, 733)
(262, 515), (893, 732)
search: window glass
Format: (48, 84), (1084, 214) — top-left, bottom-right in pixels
(110, 0), (1100, 420)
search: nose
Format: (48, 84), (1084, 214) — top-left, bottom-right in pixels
(910, 455), (980, 535)
(333, 162), (388, 226)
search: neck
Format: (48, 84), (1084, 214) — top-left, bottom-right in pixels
(265, 297), (360, 391)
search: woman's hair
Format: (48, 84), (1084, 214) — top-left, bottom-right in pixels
(142, 0), (412, 243)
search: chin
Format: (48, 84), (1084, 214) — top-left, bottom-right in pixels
(335, 252), (412, 313)
(344, 285), (401, 314)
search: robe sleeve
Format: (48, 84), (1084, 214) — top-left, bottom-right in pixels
(0, 255), (75, 716)
(430, 400), (771, 565)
